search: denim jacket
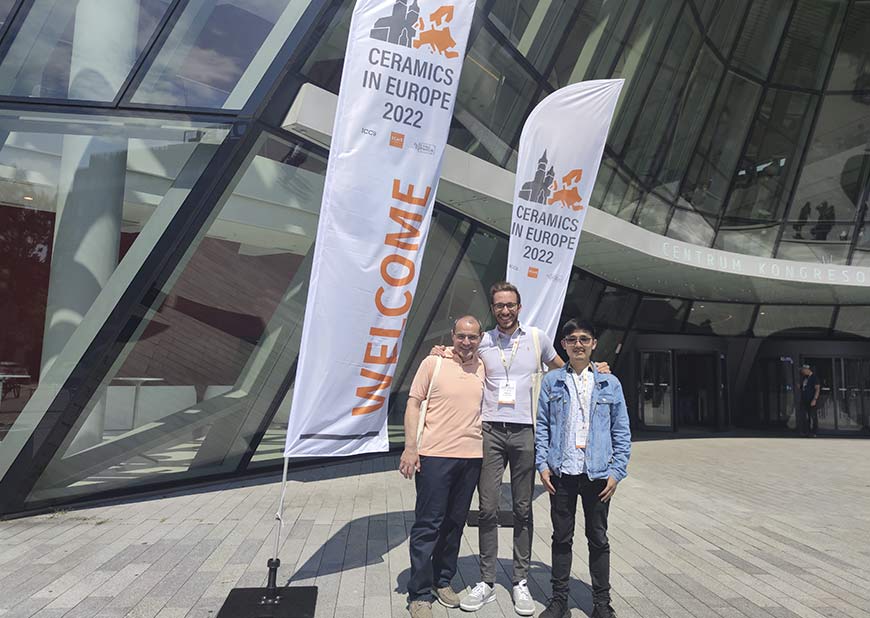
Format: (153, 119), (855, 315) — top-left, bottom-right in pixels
(534, 364), (631, 481)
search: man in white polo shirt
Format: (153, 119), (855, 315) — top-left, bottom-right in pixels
(460, 281), (561, 616)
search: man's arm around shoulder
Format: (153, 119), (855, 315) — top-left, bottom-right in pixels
(606, 375), (632, 482)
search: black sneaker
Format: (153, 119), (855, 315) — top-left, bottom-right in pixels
(539, 598), (569, 618)
(591, 602), (617, 618)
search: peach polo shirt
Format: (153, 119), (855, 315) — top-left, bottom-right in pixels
(409, 353), (485, 458)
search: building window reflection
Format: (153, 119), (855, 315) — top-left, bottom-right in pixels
(0, 0), (171, 101)
(131, 0), (310, 109)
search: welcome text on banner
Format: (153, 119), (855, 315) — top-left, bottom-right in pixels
(506, 79), (624, 340)
(284, 0), (476, 457)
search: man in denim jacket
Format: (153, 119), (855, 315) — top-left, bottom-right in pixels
(534, 318), (631, 618)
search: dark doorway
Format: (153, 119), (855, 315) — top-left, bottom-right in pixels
(639, 350), (673, 430)
(674, 352), (719, 429)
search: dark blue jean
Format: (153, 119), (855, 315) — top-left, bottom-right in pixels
(407, 455), (482, 601)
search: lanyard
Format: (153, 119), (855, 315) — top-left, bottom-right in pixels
(570, 368), (590, 423)
(498, 336), (520, 376)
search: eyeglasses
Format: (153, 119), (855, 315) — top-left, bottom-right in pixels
(563, 336), (594, 345)
(453, 334), (480, 341)
(492, 302), (518, 311)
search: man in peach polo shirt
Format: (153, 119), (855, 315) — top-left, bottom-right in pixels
(400, 316), (485, 618)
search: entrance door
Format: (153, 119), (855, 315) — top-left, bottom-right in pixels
(838, 359), (863, 432)
(674, 352), (719, 429)
(803, 357), (835, 431)
(863, 360), (870, 432)
(640, 351), (672, 430)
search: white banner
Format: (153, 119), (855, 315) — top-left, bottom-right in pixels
(506, 79), (624, 340)
(284, 0), (475, 457)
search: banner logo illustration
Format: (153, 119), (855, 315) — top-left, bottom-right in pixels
(518, 150), (584, 211)
(371, 1), (459, 58)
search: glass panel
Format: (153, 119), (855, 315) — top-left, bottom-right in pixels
(23, 131), (324, 504)
(0, 111), (229, 465)
(776, 240), (851, 265)
(667, 207), (716, 246)
(714, 223), (778, 257)
(789, 96), (870, 230)
(682, 72), (762, 217)
(0, 0), (171, 101)
(858, 210), (870, 251)
(730, 0), (792, 80)
(744, 356), (794, 428)
(600, 169), (642, 222)
(547, 0), (634, 88)
(0, 0), (18, 27)
(753, 305), (833, 337)
(706, 0), (749, 57)
(834, 306), (870, 337)
(675, 352), (718, 428)
(132, 0), (310, 109)
(451, 27), (539, 166)
(771, 0), (846, 89)
(863, 360), (870, 432)
(609, 0), (682, 153)
(690, 0), (721, 27)
(723, 89), (818, 223)
(827, 1), (870, 91)
(634, 297), (690, 332)
(299, 1), (351, 94)
(488, 0), (580, 74)
(591, 157), (616, 214)
(837, 358), (862, 431)
(592, 286), (638, 328)
(655, 47), (724, 201)
(623, 9), (702, 184)
(640, 351), (671, 428)
(592, 327), (622, 367)
(852, 249), (870, 266)
(684, 301), (753, 335)
(634, 191), (671, 234)
(560, 270), (605, 325)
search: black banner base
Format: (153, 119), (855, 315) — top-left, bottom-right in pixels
(466, 509), (514, 527)
(215, 586), (318, 618)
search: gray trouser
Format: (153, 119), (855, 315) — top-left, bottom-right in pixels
(478, 421), (535, 584)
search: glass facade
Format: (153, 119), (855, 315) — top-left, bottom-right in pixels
(1, 0), (869, 516)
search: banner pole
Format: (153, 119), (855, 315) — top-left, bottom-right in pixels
(216, 456), (317, 618)
(273, 456), (291, 560)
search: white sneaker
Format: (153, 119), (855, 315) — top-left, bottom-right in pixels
(512, 579), (535, 616)
(460, 582), (495, 611)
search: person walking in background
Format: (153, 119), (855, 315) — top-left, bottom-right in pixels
(535, 318), (631, 618)
(799, 364), (820, 437)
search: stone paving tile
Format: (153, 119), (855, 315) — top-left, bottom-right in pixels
(2, 438), (870, 617)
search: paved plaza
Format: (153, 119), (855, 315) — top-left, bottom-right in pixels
(1, 437), (869, 618)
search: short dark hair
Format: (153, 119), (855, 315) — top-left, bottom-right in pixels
(561, 318), (596, 340)
(490, 281), (521, 305)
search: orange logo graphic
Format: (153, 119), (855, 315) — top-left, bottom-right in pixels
(519, 150), (584, 211)
(371, 1), (459, 59)
(527, 266), (539, 279)
(548, 168), (584, 211)
(413, 6), (459, 59)
(390, 131), (405, 148)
